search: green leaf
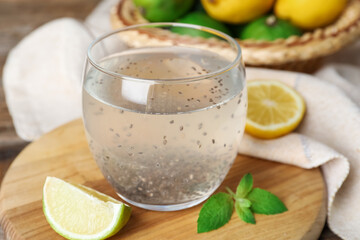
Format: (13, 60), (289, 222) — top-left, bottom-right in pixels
(235, 202), (255, 224)
(247, 188), (288, 215)
(236, 198), (252, 208)
(197, 193), (234, 233)
(236, 173), (253, 198)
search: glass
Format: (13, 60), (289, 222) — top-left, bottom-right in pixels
(82, 23), (247, 211)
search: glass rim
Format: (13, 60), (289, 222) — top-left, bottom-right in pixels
(87, 22), (242, 83)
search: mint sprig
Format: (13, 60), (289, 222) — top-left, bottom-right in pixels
(197, 173), (287, 233)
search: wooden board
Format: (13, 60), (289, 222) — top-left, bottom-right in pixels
(0, 119), (326, 240)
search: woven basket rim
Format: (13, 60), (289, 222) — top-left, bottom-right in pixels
(111, 0), (360, 65)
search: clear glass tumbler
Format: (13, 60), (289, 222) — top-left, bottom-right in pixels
(82, 23), (247, 211)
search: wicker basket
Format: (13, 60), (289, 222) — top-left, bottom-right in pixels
(110, 0), (360, 73)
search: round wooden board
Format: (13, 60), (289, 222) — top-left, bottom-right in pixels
(0, 119), (326, 240)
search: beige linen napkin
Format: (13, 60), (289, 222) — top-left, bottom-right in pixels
(244, 68), (359, 239)
(3, 18), (93, 141)
(2, 1), (360, 239)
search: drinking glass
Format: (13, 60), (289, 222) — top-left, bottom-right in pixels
(82, 23), (247, 211)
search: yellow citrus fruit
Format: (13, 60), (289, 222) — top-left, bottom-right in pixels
(43, 176), (131, 240)
(275, 0), (347, 30)
(245, 80), (306, 139)
(201, 0), (275, 24)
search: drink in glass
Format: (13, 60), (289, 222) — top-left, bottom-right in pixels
(82, 23), (247, 211)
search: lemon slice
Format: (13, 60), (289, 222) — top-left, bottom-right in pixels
(43, 176), (131, 240)
(246, 80), (306, 139)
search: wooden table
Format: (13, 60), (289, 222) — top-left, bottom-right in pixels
(0, 0), (341, 239)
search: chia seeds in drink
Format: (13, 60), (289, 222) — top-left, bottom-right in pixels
(83, 46), (247, 207)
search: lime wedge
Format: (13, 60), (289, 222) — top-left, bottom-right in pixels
(43, 176), (131, 240)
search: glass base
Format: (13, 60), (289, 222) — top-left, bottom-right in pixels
(116, 193), (212, 211)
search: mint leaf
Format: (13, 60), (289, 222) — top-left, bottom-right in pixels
(247, 188), (287, 215)
(237, 198), (251, 208)
(236, 173), (253, 198)
(197, 193), (234, 233)
(197, 173), (288, 233)
(235, 202), (255, 224)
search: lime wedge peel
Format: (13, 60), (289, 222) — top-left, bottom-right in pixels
(43, 176), (131, 240)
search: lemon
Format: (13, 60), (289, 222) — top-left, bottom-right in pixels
(43, 176), (131, 240)
(245, 80), (306, 139)
(201, 0), (275, 24)
(275, 0), (347, 30)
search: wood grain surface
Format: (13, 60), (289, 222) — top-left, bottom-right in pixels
(0, 119), (326, 240)
(0, 0), (342, 239)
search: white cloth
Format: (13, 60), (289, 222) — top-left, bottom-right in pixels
(2, 1), (360, 239)
(243, 68), (359, 240)
(3, 18), (93, 141)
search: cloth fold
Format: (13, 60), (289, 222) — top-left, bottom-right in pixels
(239, 133), (349, 215)
(2, 1), (360, 239)
(3, 18), (92, 141)
(244, 68), (360, 239)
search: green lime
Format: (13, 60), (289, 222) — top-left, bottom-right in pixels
(240, 15), (302, 41)
(134, 0), (194, 22)
(171, 12), (231, 38)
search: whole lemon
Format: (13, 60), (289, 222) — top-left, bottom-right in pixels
(201, 0), (275, 24)
(275, 0), (347, 30)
